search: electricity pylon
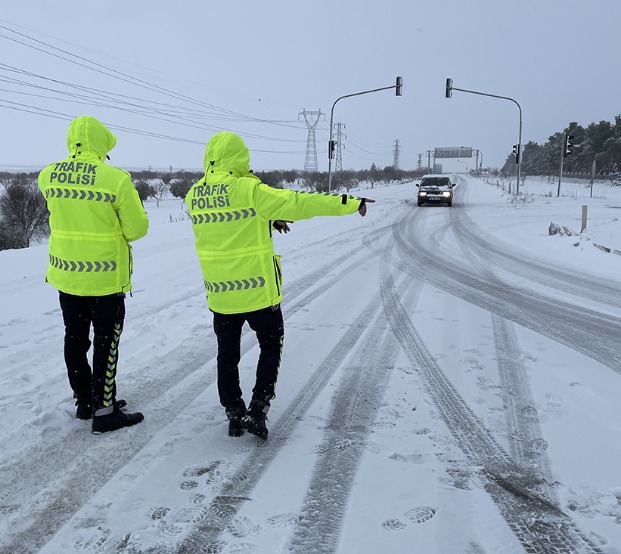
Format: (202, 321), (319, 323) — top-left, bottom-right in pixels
(299, 109), (324, 171)
(334, 122), (346, 172)
(392, 139), (400, 168)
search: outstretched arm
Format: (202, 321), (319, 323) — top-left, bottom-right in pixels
(254, 182), (371, 221)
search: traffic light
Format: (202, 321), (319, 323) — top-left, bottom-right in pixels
(512, 144), (520, 163)
(564, 133), (574, 158)
(445, 78), (453, 98)
(396, 76), (403, 96)
(328, 140), (336, 159)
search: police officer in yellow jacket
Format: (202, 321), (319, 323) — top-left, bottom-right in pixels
(38, 115), (149, 434)
(186, 131), (373, 439)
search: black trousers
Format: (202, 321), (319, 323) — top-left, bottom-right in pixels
(58, 291), (125, 412)
(212, 304), (284, 412)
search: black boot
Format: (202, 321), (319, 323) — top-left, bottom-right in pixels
(75, 399), (92, 420)
(243, 403), (269, 440)
(92, 407), (143, 434)
(226, 403), (246, 437)
(228, 416), (244, 437)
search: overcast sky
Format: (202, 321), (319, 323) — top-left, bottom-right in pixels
(1, 1), (619, 173)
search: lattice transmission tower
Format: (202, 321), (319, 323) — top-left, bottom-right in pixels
(298, 109), (324, 171)
(392, 139), (401, 169)
(334, 122), (346, 172)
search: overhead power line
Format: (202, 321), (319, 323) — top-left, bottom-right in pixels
(0, 21), (308, 148)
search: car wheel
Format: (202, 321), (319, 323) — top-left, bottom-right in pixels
(417, 201), (423, 206)
(446, 200), (452, 207)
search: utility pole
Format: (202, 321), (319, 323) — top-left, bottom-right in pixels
(392, 139), (400, 168)
(417, 154), (423, 170)
(334, 122), (346, 172)
(299, 109), (324, 172)
(426, 149), (433, 171)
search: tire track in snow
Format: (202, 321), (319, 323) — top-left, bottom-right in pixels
(286, 296), (404, 553)
(445, 198), (553, 476)
(489, 315), (552, 475)
(384, 208), (604, 553)
(454, 184), (621, 310)
(394, 206), (621, 375)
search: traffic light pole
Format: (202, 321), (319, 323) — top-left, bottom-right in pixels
(474, 149), (483, 174)
(445, 80), (523, 193)
(328, 77), (402, 192)
(558, 132), (573, 197)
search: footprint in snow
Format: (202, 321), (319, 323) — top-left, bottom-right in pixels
(404, 506), (436, 524)
(382, 518), (407, 531)
(227, 515), (264, 538)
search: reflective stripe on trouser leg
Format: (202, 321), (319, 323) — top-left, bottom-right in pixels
(91, 294), (125, 415)
(102, 322), (122, 408)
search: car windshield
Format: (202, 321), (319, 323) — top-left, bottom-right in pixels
(421, 178), (450, 187)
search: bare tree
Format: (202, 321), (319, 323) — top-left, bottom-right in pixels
(0, 176), (49, 249)
(152, 178), (170, 207)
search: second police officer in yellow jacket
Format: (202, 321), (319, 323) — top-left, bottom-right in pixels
(186, 131), (373, 439)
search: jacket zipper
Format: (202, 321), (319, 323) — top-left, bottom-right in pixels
(273, 256), (281, 297)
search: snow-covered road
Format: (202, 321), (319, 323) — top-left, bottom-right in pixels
(1, 177), (620, 553)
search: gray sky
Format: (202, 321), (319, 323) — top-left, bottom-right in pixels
(1, 1), (619, 173)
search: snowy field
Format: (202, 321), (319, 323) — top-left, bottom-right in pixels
(1, 175), (621, 553)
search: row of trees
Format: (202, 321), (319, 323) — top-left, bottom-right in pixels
(132, 165), (424, 202)
(0, 164), (424, 251)
(501, 115), (621, 176)
(6, 114), (621, 249)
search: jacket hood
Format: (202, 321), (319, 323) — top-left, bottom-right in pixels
(67, 116), (117, 160)
(204, 132), (251, 177)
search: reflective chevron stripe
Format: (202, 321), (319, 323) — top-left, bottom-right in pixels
(46, 188), (116, 203)
(298, 191), (357, 201)
(204, 276), (265, 293)
(102, 323), (122, 407)
(49, 254), (117, 272)
(191, 208), (256, 224)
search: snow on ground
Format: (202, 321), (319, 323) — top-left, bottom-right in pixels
(1, 175), (621, 553)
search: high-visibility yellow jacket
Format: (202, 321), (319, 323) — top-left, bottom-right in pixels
(38, 116), (149, 296)
(186, 131), (363, 315)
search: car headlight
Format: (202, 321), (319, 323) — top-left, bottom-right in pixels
(442, 191), (451, 197)
(419, 191), (427, 196)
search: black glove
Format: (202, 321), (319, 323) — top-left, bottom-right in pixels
(273, 220), (292, 233)
(358, 198), (375, 217)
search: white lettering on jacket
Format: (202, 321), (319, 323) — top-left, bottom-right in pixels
(190, 183), (231, 210)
